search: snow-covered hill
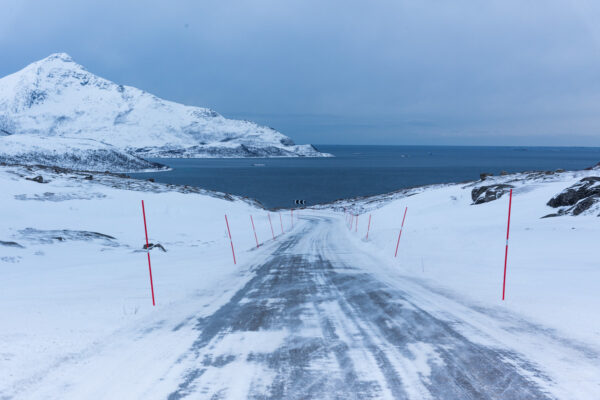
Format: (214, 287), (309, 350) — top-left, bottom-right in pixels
(0, 53), (330, 171)
(0, 134), (168, 172)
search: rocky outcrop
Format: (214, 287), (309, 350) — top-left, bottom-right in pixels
(471, 184), (513, 204)
(18, 228), (118, 245)
(545, 177), (600, 216)
(143, 243), (166, 252)
(0, 240), (24, 248)
(25, 175), (45, 183)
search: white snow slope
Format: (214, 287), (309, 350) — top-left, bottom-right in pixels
(0, 53), (330, 171)
(1, 166), (599, 399)
(328, 169), (600, 349)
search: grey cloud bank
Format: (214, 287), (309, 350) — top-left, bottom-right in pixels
(2, 0), (600, 145)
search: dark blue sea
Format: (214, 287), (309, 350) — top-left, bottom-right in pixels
(130, 146), (600, 209)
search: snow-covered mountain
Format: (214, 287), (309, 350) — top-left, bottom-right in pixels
(0, 53), (330, 171)
(0, 134), (167, 172)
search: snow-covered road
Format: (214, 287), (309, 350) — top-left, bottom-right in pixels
(5, 211), (600, 399)
(166, 215), (556, 399)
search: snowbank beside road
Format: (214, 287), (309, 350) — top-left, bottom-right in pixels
(0, 165), (298, 398)
(332, 169), (600, 348)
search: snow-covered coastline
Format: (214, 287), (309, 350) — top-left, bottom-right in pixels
(1, 164), (599, 398)
(0, 53), (331, 172)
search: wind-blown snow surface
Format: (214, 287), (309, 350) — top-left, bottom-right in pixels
(0, 165), (287, 399)
(0, 53), (330, 171)
(325, 169), (600, 348)
(1, 165), (599, 399)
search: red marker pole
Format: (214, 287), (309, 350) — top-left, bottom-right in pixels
(268, 213), (275, 240)
(394, 206), (408, 258)
(291, 210), (294, 229)
(250, 215), (259, 248)
(502, 189), (513, 301)
(279, 213), (284, 234)
(141, 200), (156, 306)
(366, 214), (372, 240)
(355, 215), (358, 232)
(225, 214), (236, 264)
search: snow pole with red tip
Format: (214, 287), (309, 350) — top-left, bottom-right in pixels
(502, 189), (513, 301)
(268, 213), (275, 240)
(141, 200), (156, 306)
(250, 215), (259, 248)
(279, 213), (284, 234)
(366, 214), (372, 240)
(225, 214), (236, 264)
(394, 207), (408, 258)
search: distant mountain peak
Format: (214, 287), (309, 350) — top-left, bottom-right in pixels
(0, 53), (331, 171)
(41, 52), (75, 63)
(28, 52), (86, 75)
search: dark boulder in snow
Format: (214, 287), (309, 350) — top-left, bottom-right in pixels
(471, 184), (513, 204)
(545, 177), (600, 216)
(26, 175), (45, 183)
(143, 243), (166, 252)
(0, 240), (24, 248)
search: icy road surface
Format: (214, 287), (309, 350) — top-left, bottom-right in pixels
(164, 215), (577, 400)
(11, 214), (599, 399)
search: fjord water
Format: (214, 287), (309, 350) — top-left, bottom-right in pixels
(130, 146), (600, 209)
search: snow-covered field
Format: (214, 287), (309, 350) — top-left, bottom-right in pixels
(0, 165), (292, 398)
(1, 164), (599, 399)
(333, 169), (600, 348)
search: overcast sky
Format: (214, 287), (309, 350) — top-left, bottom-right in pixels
(2, 0), (600, 146)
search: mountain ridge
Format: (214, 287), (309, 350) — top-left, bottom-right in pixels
(0, 53), (330, 171)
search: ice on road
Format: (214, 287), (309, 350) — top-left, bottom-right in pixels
(6, 213), (599, 399)
(166, 216), (557, 399)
